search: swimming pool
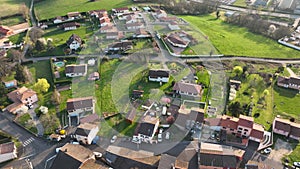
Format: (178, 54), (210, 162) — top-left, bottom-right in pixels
(54, 61), (65, 68)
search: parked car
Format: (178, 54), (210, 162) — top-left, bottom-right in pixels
(294, 162), (300, 167)
(158, 134), (162, 142)
(93, 152), (102, 159)
(159, 128), (163, 134)
(71, 141), (79, 145)
(165, 132), (170, 140)
(263, 148), (272, 154)
(110, 135), (117, 143)
(55, 147), (61, 153)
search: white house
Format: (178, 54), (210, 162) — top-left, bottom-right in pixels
(0, 142), (17, 163)
(67, 97), (95, 125)
(66, 34), (82, 50)
(74, 123), (99, 144)
(148, 69), (170, 83)
(134, 28), (151, 38)
(125, 22), (144, 30)
(65, 64), (87, 78)
(168, 22), (180, 31)
(53, 16), (64, 24)
(61, 22), (80, 31)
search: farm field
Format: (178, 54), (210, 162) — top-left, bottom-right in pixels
(0, 0), (30, 18)
(181, 15), (300, 58)
(34, 0), (132, 20)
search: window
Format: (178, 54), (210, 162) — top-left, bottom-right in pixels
(244, 129), (248, 132)
(238, 130), (242, 133)
(223, 127), (226, 129)
(244, 132), (247, 135)
(238, 127), (242, 130)
(230, 128), (234, 131)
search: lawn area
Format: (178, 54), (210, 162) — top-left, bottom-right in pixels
(34, 0), (133, 20)
(233, 0), (248, 7)
(8, 32), (26, 44)
(0, 16), (25, 26)
(0, 0), (30, 18)
(27, 60), (54, 90)
(181, 15), (300, 58)
(15, 113), (38, 134)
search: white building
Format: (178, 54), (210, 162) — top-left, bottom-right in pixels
(67, 97), (95, 125)
(66, 34), (82, 50)
(148, 69), (170, 83)
(74, 123), (99, 144)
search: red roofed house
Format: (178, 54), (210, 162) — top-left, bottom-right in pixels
(273, 117), (300, 140)
(100, 17), (111, 27)
(0, 26), (13, 37)
(249, 124), (264, 142)
(220, 115), (239, 134)
(6, 86), (38, 114)
(166, 32), (189, 48)
(89, 9), (107, 18)
(0, 142), (17, 163)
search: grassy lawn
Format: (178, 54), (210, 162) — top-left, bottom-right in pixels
(181, 46), (196, 55)
(15, 113), (38, 134)
(28, 60), (54, 90)
(0, 0), (30, 18)
(35, 0), (133, 20)
(233, 0), (248, 7)
(0, 16), (25, 26)
(8, 32), (26, 44)
(181, 15), (300, 58)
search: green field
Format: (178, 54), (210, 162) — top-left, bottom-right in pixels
(34, 0), (132, 20)
(0, 15), (25, 26)
(0, 0), (29, 18)
(181, 15), (300, 58)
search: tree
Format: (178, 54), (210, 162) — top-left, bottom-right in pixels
(39, 112), (60, 135)
(228, 101), (243, 117)
(233, 66), (243, 76)
(51, 89), (61, 105)
(7, 49), (22, 63)
(29, 28), (44, 43)
(47, 40), (55, 51)
(15, 64), (27, 82)
(34, 78), (50, 93)
(166, 116), (175, 124)
(35, 40), (46, 51)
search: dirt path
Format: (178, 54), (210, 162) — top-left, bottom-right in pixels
(269, 138), (293, 162)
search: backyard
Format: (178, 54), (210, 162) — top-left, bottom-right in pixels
(0, 0), (30, 18)
(34, 0), (132, 20)
(181, 14), (300, 58)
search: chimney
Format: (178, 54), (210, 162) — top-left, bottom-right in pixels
(64, 149), (67, 152)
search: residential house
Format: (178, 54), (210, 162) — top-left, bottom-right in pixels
(157, 154), (176, 169)
(0, 26), (13, 37)
(66, 34), (82, 50)
(168, 21), (180, 31)
(79, 113), (99, 124)
(0, 142), (17, 163)
(134, 28), (151, 38)
(106, 31), (123, 40)
(125, 108), (136, 123)
(6, 86), (38, 114)
(166, 33), (189, 48)
(67, 12), (81, 20)
(87, 72), (100, 81)
(237, 115), (254, 137)
(3, 79), (17, 88)
(159, 16), (177, 22)
(38, 23), (48, 29)
(176, 106), (205, 130)
(126, 15), (137, 24)
(89, 9), (107, 18)
(65, 64), (87, 77)
(98, 13), (109, 20)
(100, 17), (111, 27)
(230, 79), (242, 90)
(61, 22), (80, 31)
(277, 76), (300, 90)
(152, 10), (167, 19)
(100, 25), (117, 33)
(74, 123), (99, 144)
(53, 16), (65, 24)
(200, 142), (245, 168)
(273, 117), (300, 140)
(50, 143), (109, 169)
(108, 41), (133, 52)
(67, 97), (95, 125)
(112, 7), (130, 14)
(173, 82), (202, 98)
(136, 115), (159, 143)
(132, 90), (144, 99)
(175, 141), (199, 169)
(125, 22), (144, 30)
(148, 69), (170, 83)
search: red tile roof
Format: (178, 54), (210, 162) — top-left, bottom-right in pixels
(220, 115), (238, 130)
(238, 115), (254, 128)
(250, 124), (264, 140)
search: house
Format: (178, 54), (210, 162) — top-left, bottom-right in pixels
(157, 154), (176, 169)
(50, 143), (109, 169)
(273, 117), (300, 140)
(200, 142), (245, 168)
(126, 15), (137, 24)
(66, 34), (82, 50)
(277, 76), (300, 90)
(166, 33), (189, 48)
(176, 106), (205, 130)
(74, 123), (99, 144)
(38, 23), (48, 29)
(0, 26), (13, 37)
(152, 10), (167, 19)
(3, 79), (17, 88)
(0, 142), (17, 163)
(89, 9), (107, 18)
(175, 141), (199, 169)
(132, 90), (144, 99)
(125, 22), (144, 30)
(134, 28), (151, 38)
(67, 12), (81, 20)
(230, 79), (242, 90)
(112, 7), (130, 14)
(159, 16), (177, 22)
(148, 69), (170, 83)
(6, 86), (38, 114)
(98, 13), (109, 20)
(168, 21), (180, 30)
(87, 72), (100, 81)
(65, 64), (87, 77)
(100, 25), (117, 33)
(100, 17), (111, 27)
(108, 41), (133, 52)
(67, 97), (95, 125)
(106, 31), (123, 40)
(173, 82), (202, 98)
(125, 108), (136, 123)
(136, 115), (159, 143)
(79, 113), (99, 124)
(61, 22), (80, 31)
(53, 16), (65, 24)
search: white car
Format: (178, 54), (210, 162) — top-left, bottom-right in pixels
(110, 135), (117, 143)
(55, 147), (61, 153)
(294, 162), (300, 167)
(158, 134), (162, 142)
(93, 152), (102, 159)
(159, 128), (163, 134)
(165, 132), (170, 140)
(263, 148), (272, 154)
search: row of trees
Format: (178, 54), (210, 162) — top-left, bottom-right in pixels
(225, 13), (292, 40)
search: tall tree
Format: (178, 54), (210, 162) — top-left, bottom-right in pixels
(35, 40), (46, 51)
(34, 78), (50, 93)
(51, 89), (61, 105)
(7, 49), (22, 63)
(15, 64), (27, 82)
(29, 28), (44, 43)
(233, 66), (243, 77)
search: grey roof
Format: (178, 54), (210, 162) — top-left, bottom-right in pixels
(65, 64), (86, 74)
(173, 82), (202, 95)
(67, 97), (93, 111)
(50, 151), (82, 169)
(199, 153), (237, 168)
(137, 123), (156, 137)
(66, 34), (82, 46)
(157, 154), (176, 169)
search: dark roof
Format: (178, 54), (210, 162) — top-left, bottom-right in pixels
(74, 128), (90, 136)
(289, 77), (300, 85)
(80, 113), (99, 124)
(190, 110), (204, 123)
(0, 142), (15, 154)
(204, 118), (221, 126)
(157, 154), (176, 169)
(200, 153), (237, 168)
(175, 141), (199, 169)
(137, 122), (156, 137)
(277, 76), (289, 85)
(50, 151), (82, 169)
(126, 109), (136, 122)
(149, 69), (169, 78)
(290, 123), (300, 137)
(238, 115), (254, 128)
(277, 76), (300, 86)
(109, 41), (133, 49)
(274, 119), (291, 132)
(66, 34), (82, 46)
(65, 64), (86, 74)
(67, 97), (93, 111)
(173, 82), (202, 95)
(61, 22), (80, 28)
(167, 34), (188, 46)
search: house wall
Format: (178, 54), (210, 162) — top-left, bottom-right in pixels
(289, 135), (300, 141)
(69, 41), (80, 50)
(87, 126), (99, 144)
(53, 19), (62, 24)
(64, 26), (77, 31)
(66, 72), (85, 77)
(148, 77), (169, 83)
(176, 90), (199, 97)
(249, 136), (261, 142)
(273, 128), (289, 137)
(167, 38), (187, 48)
(22, 94), (38, 106)
(237, 125), (252, 137)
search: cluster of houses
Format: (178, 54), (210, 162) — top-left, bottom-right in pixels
(0, 26), (14, 38)
(277, 75), (300, 91)
(279, 26), (300, 50)
(151, 9), (180, 31)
